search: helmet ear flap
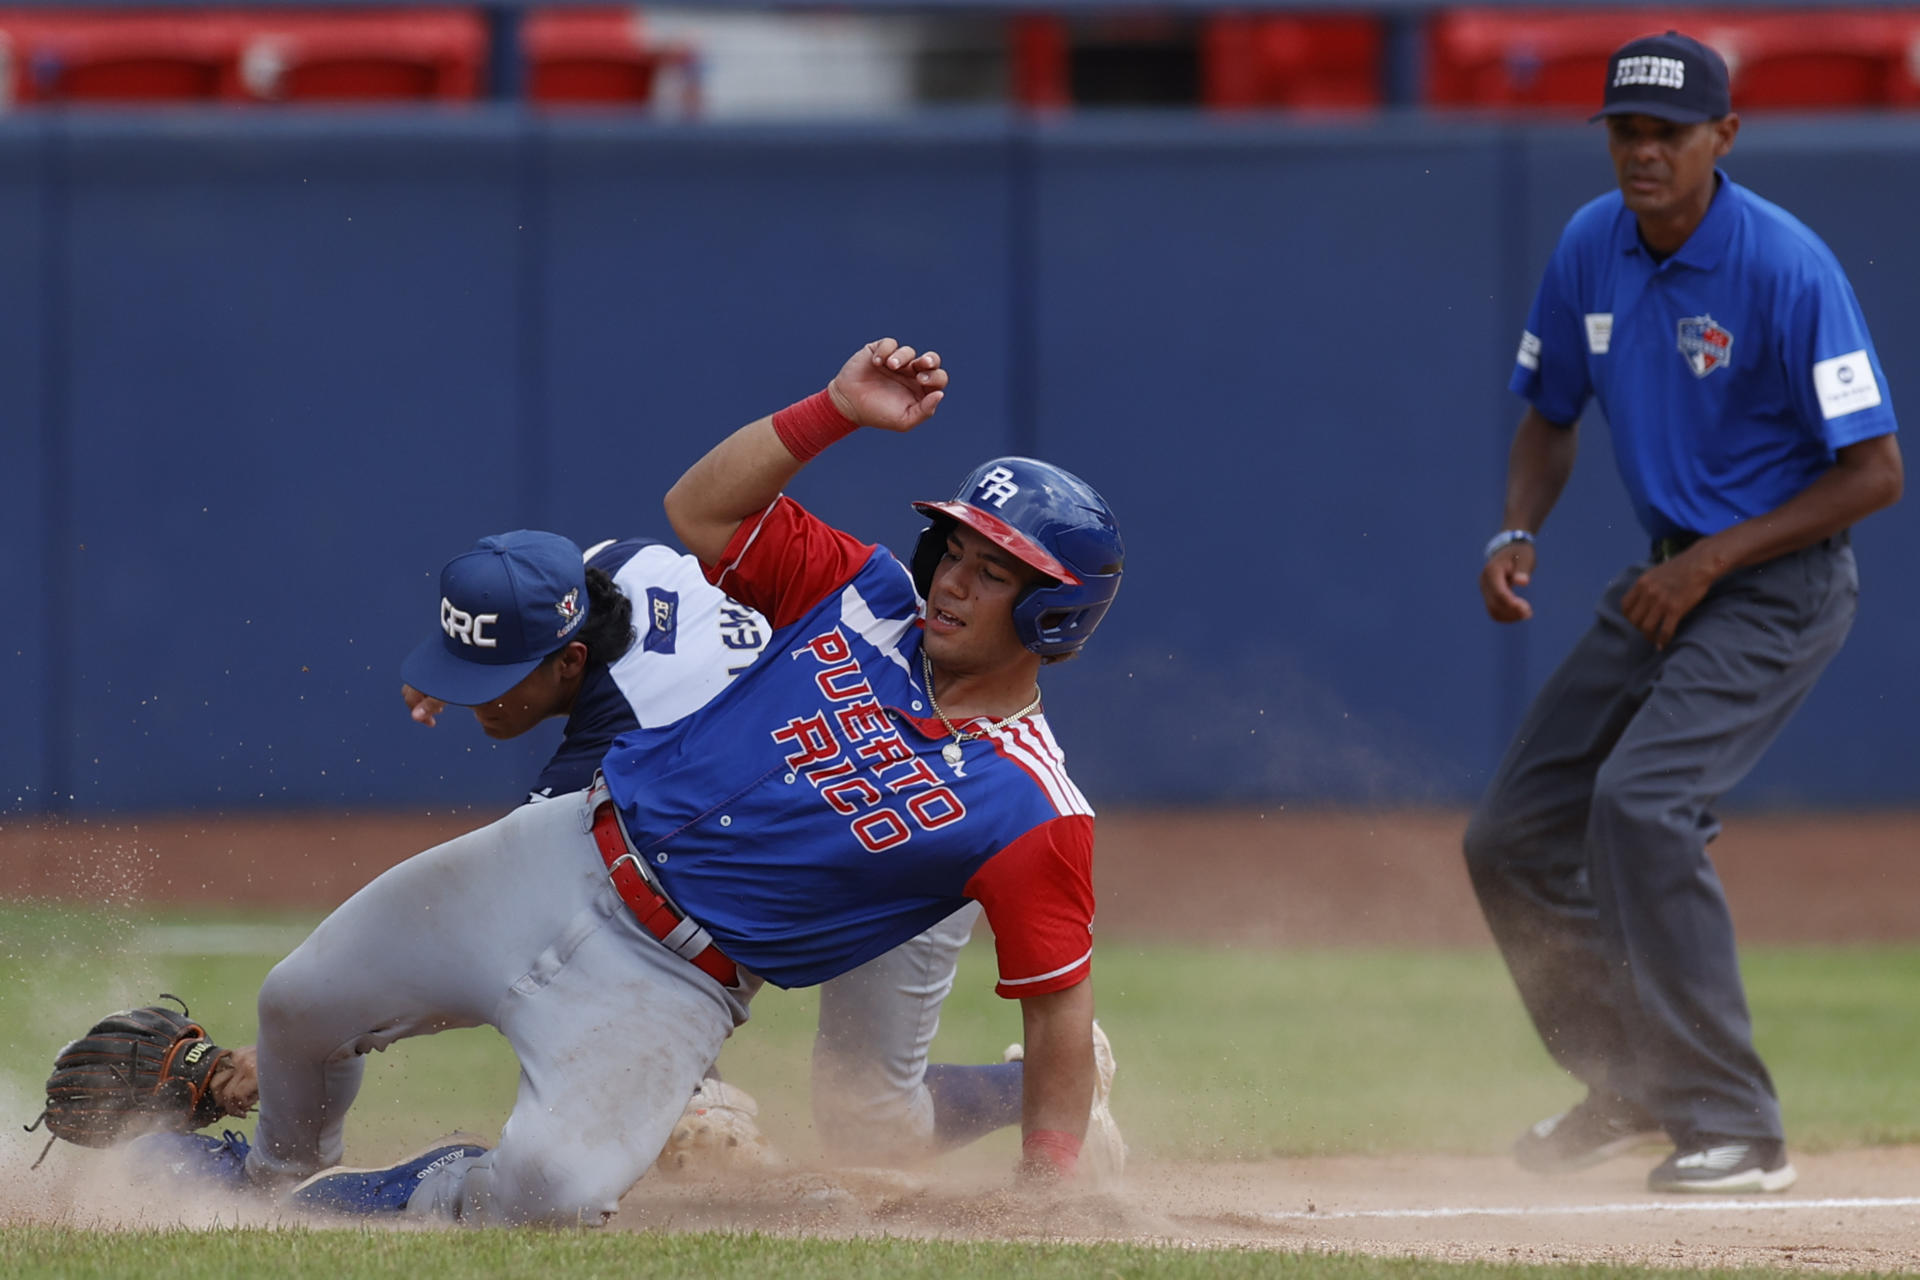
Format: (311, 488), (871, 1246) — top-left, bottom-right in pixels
(910, 515), (956, 601)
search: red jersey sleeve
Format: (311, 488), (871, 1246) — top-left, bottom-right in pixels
(703, 496), (878, 630)
(964, 814), (1095, 998)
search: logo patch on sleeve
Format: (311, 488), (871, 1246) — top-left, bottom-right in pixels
(1812, 350), (1883, 420)
(1676, 315), (1733, 378)
(1584, 313), (1612, 354)
(644, 588), (679, 654)
(1516, 331), (1541, 371)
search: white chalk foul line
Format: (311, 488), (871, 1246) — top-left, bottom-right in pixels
(1263, 1196), (1920, 1222)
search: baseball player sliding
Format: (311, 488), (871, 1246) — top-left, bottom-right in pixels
(395, 528), (1120, 1173)
(150, 338), (1125, 1223)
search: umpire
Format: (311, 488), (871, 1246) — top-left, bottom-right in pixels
(1465, 31), (1902, 1195)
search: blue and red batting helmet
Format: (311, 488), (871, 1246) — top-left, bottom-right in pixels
(910, 457), (1124, 661)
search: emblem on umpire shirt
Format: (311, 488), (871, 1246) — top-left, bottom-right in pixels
(1676, 315), (1734, 378)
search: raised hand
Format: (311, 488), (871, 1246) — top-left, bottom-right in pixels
(826, 337), (947, 433)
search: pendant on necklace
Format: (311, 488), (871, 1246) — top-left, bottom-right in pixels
(942, 741), (964, 767)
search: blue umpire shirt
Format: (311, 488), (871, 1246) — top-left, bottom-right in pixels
(1512, 170), (1898, 541)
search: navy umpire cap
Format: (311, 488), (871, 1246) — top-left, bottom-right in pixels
(1592, 31), (1731, 124)
(402, 530), (590, 706)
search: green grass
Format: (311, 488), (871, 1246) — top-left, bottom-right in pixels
(3, 902), (1916, 1163)
(0, 1227), (1907, 1280)
(4, 901), (1917, 1277)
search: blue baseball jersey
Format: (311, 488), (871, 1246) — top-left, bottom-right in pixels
(600, 498), (1097, 996)
(1512, 171), (1897, 540)
(527, 538), (770, 803)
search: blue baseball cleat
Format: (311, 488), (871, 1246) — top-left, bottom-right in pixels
(286, 1141), (489, 1216)
(123, 1128), (255, 1190)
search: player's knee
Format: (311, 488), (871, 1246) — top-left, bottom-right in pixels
(256, 953), (314, 1039)
(480, 1152), (622, 1227)
(522, 1176), (620, 1228)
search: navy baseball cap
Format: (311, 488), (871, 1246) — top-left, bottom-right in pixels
(1591, 31), (1731, 124)
(401, 530), (590, 706)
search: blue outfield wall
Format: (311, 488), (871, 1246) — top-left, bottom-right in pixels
(1, 111), (1914, 816)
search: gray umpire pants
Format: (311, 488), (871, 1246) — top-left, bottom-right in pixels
(1463, 537), (1857, 1144)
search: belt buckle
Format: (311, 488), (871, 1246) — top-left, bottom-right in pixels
(1652, 534), (1695, 564)
(607, 849), (645, 887)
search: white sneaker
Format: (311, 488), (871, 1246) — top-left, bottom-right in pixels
(1001, 1021), (1128, 1186)
(654, 1078), (786, 1176)
(1081, 1019), (1128, 1186)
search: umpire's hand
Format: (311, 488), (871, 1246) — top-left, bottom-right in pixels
(1480, 542), (1536, 623)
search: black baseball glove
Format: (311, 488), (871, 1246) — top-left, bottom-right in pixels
(27, 994), (236, 1152)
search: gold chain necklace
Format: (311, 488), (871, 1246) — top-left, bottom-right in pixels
(921, 649), (1041, 768)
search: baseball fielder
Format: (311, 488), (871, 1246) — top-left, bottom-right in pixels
(218, 338), (1123, 1222)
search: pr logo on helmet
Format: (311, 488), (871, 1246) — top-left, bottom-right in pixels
(975, 466), (1021, 508)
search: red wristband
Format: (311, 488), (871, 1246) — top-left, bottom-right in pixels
(1018, 1129), (1081, 1181)
(770, 388), (859, 462)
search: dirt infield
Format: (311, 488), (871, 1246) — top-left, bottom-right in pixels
(4, 807), (1918, 946)
(9, 1142), (1919, 1270)
(606, 1150), (1920, 1271)
(5, 806), (1918, 1266)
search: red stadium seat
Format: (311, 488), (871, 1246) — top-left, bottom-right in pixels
(522, 7), (696, 110)
(0, 10), (231, 103)
(1696, 13), (1920, 109)
(1009, 14), (1072, 110)
(1428, 10), (1714, 110)
(1203, 13), (1383, 110)
(1430, 9), (1920, 112)
(226, 10), (483, 103)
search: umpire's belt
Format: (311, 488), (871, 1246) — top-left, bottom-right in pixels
(1652, 527), (1850, 565)
(1650, 531), (1702, 564)
(586, 778), (738, 988)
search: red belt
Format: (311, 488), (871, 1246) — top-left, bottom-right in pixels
(591, 802), (738, 988)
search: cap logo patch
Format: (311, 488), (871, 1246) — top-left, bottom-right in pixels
(441, 597), (499, 648)
(1614, 55), (1685, 90)
(554, 587), (584, 638)
(1677, 315), (1733, 378)
(976, 465), (1020, 508)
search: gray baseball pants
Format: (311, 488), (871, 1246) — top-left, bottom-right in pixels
(811, 902), (980, 1161)
(249, 788), (755, 1225)
(1464, 538), (1857, 1143)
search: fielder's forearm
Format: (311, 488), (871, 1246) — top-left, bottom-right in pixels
(664, 416), (807, 567)
(1500, 406), (1579, 534)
